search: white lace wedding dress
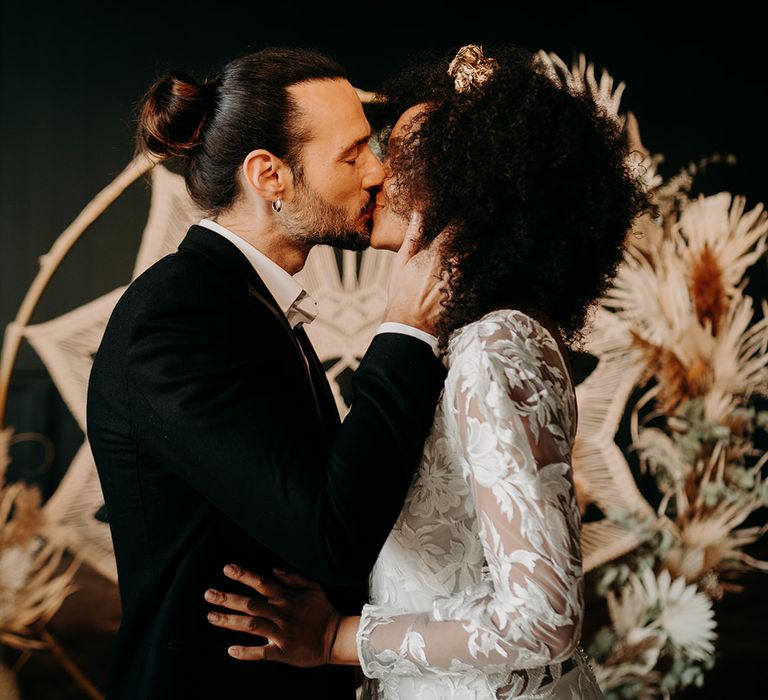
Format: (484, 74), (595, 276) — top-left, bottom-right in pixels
(357, 309), (605, 699)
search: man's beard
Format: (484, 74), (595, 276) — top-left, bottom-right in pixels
(280, 178), (374, 251)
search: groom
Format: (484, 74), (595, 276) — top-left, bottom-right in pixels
(86, 48), (446, 699)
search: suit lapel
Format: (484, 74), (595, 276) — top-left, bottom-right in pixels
(178, 225), (278, 308)
(295, 326), (342, 435)
(178, 225), (339, 443)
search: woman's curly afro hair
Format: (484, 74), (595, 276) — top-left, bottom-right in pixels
(377, 45), (656, 351)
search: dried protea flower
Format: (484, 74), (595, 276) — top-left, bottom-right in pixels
(689, 245), (727, 335)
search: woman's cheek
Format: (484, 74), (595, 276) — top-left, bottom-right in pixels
(370, 209), (409, 251)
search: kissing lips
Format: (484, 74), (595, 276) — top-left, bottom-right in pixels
(360, 199), (376, 221)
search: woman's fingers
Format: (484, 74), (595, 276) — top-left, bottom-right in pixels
(223, 564), (284, 600)
(204, 588), (278, 619)
(207, 610), (282, 642)
(228, 644), (283, 662)
(271, 567), (321, 590)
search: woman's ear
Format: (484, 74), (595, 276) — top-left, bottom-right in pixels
(241, 149), (293, 204)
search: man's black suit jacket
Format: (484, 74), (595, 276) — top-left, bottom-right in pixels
(86, 225), (446, 699)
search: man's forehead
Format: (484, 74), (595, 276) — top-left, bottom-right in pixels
(288, 78), (370, 147)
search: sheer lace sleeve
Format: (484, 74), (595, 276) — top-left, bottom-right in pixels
(357, 311), (584, 679)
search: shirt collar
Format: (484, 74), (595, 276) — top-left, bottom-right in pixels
(197, 218), (317, 328)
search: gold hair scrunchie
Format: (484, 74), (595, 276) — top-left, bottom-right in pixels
(447, 44), (499, 94)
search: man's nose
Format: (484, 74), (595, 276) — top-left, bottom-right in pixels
(362, 146), (385, 189)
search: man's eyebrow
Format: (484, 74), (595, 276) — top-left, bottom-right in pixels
(339, 133), (372, 156)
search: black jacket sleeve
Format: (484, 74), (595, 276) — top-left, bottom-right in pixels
(125, 289), (445, 587)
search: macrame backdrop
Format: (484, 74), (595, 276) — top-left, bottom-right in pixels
(14, 160), (649, 583)
(5, 58), (659, 584)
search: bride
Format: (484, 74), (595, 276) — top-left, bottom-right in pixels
(205, 44), (652, 698)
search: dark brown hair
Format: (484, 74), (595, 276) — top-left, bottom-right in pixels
(135, 48), (348, 215)
(378, 45), (656, 350)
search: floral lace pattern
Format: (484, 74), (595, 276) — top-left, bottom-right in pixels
(358, 309), (605, 699)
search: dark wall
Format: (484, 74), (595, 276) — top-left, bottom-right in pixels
(1, 2), (766, 490)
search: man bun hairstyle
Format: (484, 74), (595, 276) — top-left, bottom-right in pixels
(136, 71), (215, 159)
(134, 48), (348, 216)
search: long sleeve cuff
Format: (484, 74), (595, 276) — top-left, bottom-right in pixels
(376, 322), (439, 357)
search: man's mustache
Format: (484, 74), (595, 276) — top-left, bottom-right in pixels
(361, 188), (382, 215)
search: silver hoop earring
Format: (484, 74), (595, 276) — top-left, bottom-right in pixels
(272, 198), (282, 213)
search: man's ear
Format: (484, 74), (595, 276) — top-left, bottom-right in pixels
(241, 149), (294, 204)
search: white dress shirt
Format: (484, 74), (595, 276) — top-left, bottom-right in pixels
(197, 219), (440, 356)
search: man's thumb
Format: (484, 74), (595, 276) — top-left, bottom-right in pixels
(395, 211), (423, 264)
